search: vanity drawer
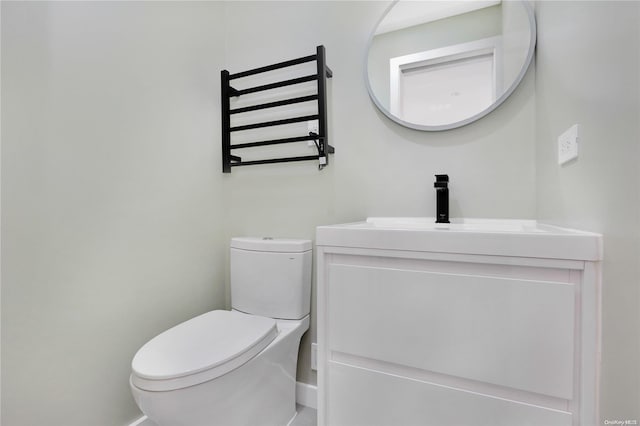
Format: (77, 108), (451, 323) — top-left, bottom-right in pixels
(327, 361), (572, 426)
(327, 263), (575, 399)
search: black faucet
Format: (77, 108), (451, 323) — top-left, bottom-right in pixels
(434, 174), (450, 223)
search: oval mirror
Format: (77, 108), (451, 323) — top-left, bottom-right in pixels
(365, 0), (536, 131)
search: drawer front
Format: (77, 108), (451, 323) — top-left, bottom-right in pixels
(327, 264), (575, 399)
(327, 361), (572, 426)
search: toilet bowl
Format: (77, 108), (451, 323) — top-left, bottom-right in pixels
(130, 238), (312, 426)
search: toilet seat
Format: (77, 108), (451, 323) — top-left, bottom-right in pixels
(130, 310), (277, 392)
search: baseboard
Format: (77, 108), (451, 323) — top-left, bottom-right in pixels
(296, 381), (318, 409)
(129, 416), (154, 426)
(129, 381), (318, 426)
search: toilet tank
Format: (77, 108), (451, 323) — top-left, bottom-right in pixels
(230, 237), (312, 320)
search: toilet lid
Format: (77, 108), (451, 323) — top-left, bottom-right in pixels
(131, 310), (277, 391)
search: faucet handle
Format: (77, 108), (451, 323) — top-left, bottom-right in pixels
(434, 174), (449, 187)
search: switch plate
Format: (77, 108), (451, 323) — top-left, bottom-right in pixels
(307, 120), (319, 135)
(558, 124), (579, 165)
(307, 120), (319, 147)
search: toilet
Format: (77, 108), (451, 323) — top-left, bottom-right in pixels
(130, 237), (312, 426)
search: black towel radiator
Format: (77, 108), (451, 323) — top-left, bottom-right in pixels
(221, 45), (334, 173)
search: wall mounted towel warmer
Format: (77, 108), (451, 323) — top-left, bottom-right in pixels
(221, 45), (334, 173)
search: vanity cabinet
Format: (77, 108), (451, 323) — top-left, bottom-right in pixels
(316, 219), (602, 426)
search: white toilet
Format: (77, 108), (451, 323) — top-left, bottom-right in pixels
(130, 237), (312, 426)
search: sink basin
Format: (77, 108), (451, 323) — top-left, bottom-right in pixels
(316, 217), (602, 261)
(365, 217), (545, 233)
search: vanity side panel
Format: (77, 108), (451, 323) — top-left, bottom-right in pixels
(316, 246), (329, 426)
(579, 261), (602, 426)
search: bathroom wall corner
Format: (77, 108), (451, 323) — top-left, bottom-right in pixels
(534, 1), (640, 422)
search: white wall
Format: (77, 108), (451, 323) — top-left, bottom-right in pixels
(1, 2), (227, 425)
(534, 1), (640, 422)
(2, 1), (539, 425)
(0, 2), (3, 422)
(501, 0), (532, 92)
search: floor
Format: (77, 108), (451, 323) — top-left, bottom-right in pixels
(134, 405), (317, 426)
(291, 404), (317, 426)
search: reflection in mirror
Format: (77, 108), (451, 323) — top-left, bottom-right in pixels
(366, 0), (536, 131)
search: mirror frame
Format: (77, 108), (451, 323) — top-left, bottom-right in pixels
(364, 0), (537, 131)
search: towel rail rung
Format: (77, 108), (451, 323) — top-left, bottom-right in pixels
(230, 95), (318, 115)
(231, 155), (320, 167)
(231, 75), (317, 97)
(230, 115), (318, 132)
(231, 135), (318, 150)
(229, 54), (316, 80)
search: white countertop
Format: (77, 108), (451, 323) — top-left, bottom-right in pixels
(316, 217), (603, 261)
